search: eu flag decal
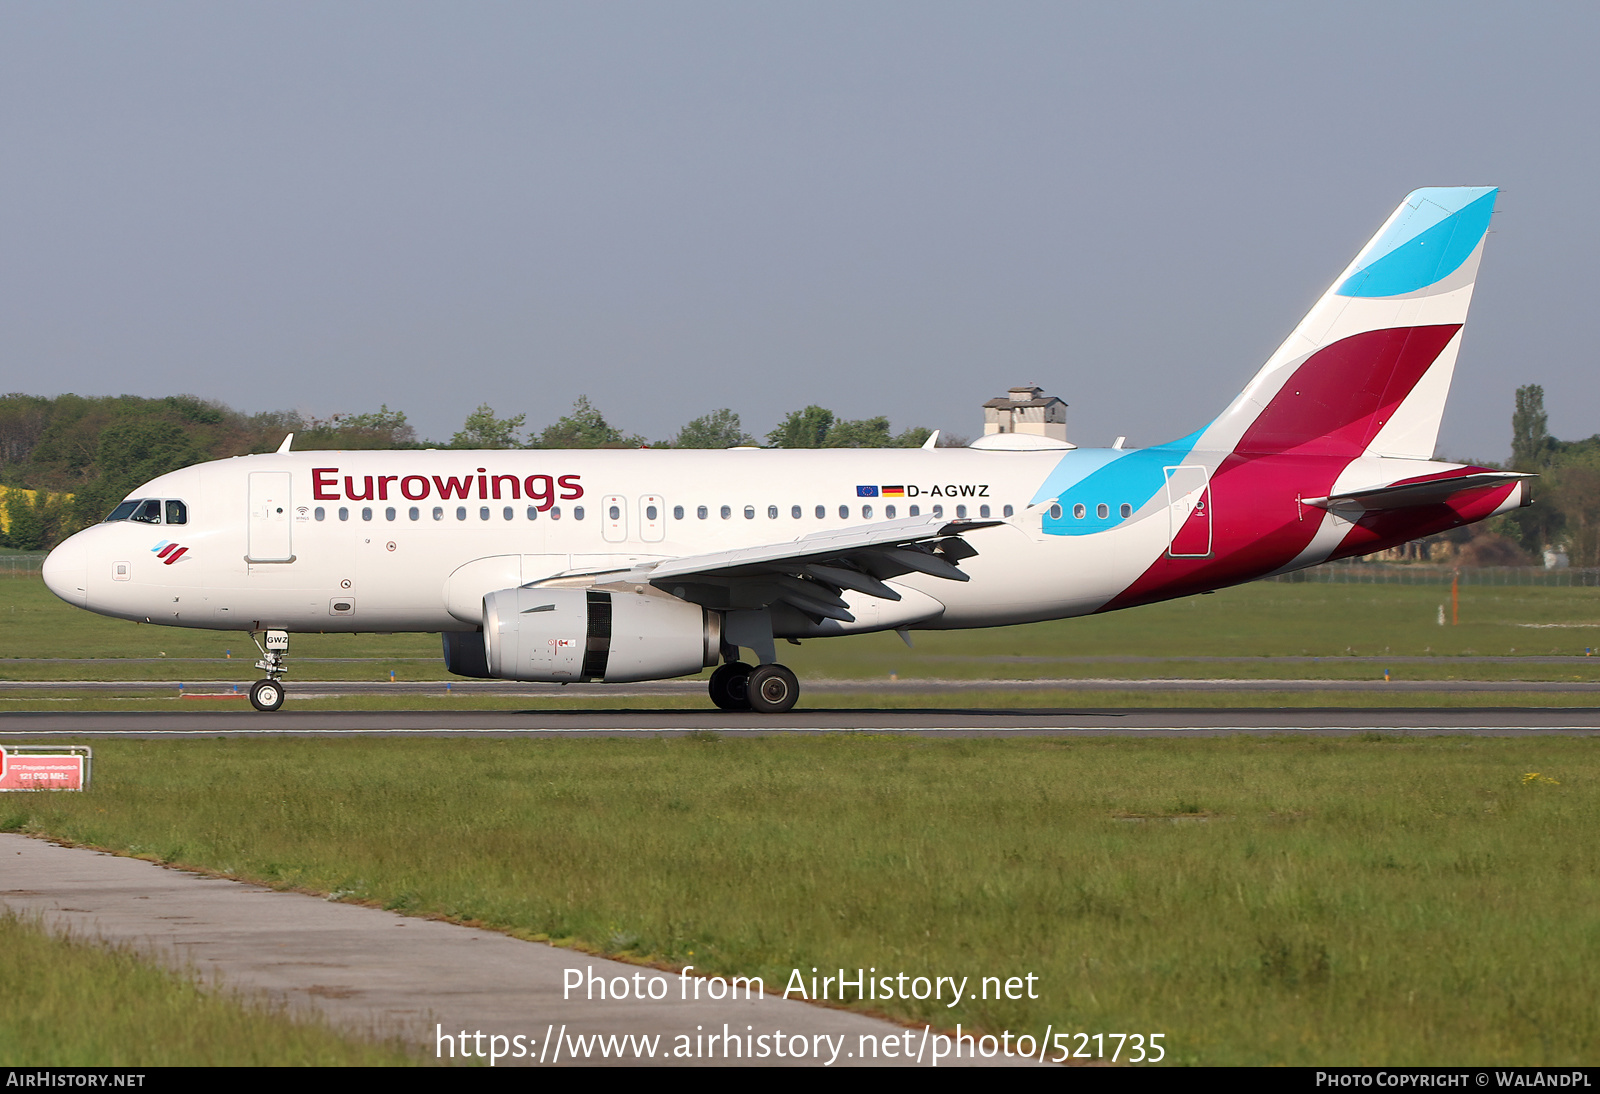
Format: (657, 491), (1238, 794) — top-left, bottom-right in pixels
(856, 485), (879, 497)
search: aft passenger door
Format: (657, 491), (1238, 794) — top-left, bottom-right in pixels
(247, 472), (294, 562)
(1164, 465), (1212, 558)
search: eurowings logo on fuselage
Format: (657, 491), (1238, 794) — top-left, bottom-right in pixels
(152, 541), (189, 565)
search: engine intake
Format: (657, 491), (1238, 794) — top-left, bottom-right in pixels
(481, 587), (719, 683)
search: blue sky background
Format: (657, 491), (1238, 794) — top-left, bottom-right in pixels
(3, 2), (1594, 456)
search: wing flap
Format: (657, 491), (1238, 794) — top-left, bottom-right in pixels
(529, 515), (1001, 619)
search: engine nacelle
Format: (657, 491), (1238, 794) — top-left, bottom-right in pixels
(482, 587), (719, 683)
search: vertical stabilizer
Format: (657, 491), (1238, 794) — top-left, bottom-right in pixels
(1201, 187), (1496, 459)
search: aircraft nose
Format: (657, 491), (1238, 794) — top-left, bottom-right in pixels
(42, 536), (88, 607)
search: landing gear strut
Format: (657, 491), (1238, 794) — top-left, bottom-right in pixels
(249, 629), (289, 712)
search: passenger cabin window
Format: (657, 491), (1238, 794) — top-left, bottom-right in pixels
(909, 505), (920, 516)
(956, 505), (967, 518)
(361, 507), (373, 521)
(791, 505), (801, 519)
(720, 505), (731, 520)
(979, 504), (990, 518)
(838, 505), (849, 519)
(862, 505), (873, 519)
(1120, 503), (1132, 518)
(1097, 503), (1109, 519)
(339, 507), (350, 521)
(314, 507), (326, 521)
(815, 505), (825, 519)
(697, 505), (708, 520)
(674, 505), (685, 520)
(573, 506), (585, 520)
(932, 505), (943, 518)
(1073, 503), (1086, 519)
(1003, 504), (1014, 517)
(526, 506), (538, 520)
(434, 507), (445, 521)
(767, 505), (778, 519)
(885, 505), (896, 519)
(744, 506), (755, 520)
(385, 507), (397, 521)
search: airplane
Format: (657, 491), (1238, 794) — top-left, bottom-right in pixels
(41, 186), (1530, 713)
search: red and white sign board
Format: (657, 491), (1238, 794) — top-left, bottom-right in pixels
(0, 746), (91, 791)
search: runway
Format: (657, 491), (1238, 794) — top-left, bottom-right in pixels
(3, 706), (1600, 736)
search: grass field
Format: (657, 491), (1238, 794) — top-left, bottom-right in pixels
(0, 912), (419, 1066)
(2, 573), (1599, 688)
(7, 735), (1598, 1066)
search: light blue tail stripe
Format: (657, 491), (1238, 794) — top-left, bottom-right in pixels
(1337, 188), (1496, 298)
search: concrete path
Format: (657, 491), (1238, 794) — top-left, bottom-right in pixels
(1, 834), (1035, 1067)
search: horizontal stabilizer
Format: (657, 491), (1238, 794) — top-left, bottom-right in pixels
(1303, 470), (1531, 513)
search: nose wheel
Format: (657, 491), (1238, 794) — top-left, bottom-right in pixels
(249, 678), (285, 712)
(248, 629), (290, 713)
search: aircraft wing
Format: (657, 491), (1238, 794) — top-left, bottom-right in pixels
(536, 515), (1002, 623)
(1303, 470), (1531, 513)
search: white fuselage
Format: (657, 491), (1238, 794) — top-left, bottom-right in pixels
(44, 447), (1171, 638)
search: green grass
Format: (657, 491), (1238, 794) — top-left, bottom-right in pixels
(4, 575), (1599, 682)
(7, 735), (1597, 1065)
(0, 912), (420, 1066)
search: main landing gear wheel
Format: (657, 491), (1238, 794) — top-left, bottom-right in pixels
(746, 664), (799, 714)
(249, 678), (285, 712)
(708, 661), (753, 711)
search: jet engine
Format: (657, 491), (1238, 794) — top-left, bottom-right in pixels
(478, 587), (719, 683)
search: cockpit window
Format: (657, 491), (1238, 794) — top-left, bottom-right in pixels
(104, 498), (187, 525)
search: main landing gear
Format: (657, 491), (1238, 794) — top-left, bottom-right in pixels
(249, 629), (289, 712)
(707, 660), (800, 714)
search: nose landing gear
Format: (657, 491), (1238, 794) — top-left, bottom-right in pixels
(249, 629), (289, 712)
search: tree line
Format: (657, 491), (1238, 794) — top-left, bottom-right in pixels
(1498, 384), (1600, 568)
(0, 393), (940, 549)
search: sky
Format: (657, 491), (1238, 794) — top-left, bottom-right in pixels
(2, 2), (1596, 458)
